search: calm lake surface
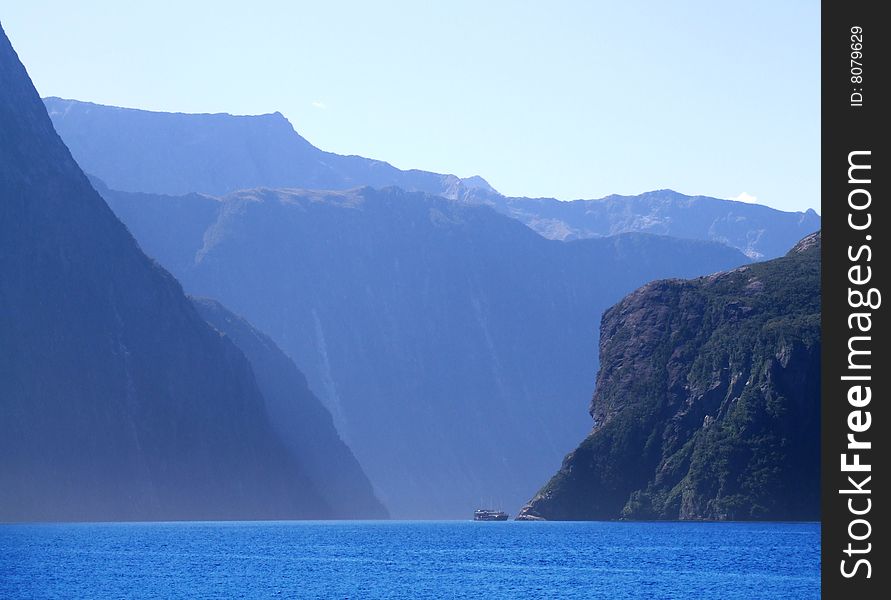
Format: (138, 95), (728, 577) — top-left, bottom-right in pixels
(0, 521), (819, 599)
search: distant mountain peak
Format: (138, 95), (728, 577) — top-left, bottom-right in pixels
(459, 175), (497, 192)
(465, 188), (820, 260)
(42, 96), (495, 200)
(45, 96), (289, 121)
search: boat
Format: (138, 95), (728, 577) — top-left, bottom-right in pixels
(473, 509), (509, 521)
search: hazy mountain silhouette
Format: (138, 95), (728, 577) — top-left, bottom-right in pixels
(463, 188), (820, 260)
(42, 97), (494, 199)
(97, 183), (752, 518)
(43, 98), (817, 260)
(0, 24), (378, 521)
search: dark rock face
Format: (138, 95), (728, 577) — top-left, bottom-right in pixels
(42, 97), (494, 199)
(97, 184), (752, 518)
(192, 298), (387, 519)
(517, 233), (821, 521)
(0, 25), (343, 521)
(465, 188), (821, 260)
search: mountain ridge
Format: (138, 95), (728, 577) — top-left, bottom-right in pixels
(42, 96), (494, 200)
(463, 187), (820, 260)
(43, 97), (817, 260)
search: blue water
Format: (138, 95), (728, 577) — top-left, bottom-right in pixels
(0, 521), (819, 599)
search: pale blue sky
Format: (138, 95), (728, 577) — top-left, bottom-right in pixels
(3, 1), (819, 212)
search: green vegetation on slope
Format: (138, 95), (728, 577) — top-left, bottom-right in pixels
(518, 232), (820, 521)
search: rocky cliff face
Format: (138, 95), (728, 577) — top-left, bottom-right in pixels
(517, 232), (820, 521)
(43, 97), (493, 200)
(0, 24), (365, 521)
(97, 183), (751, 518)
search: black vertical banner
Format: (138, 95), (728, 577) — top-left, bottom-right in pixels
(822, 0), (887, 597)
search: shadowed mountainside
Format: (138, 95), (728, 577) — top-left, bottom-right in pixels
(0, 24), (377, 521)
(192, 297), (387, 519)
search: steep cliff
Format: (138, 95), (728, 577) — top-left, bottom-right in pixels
(518, 232), (820, 521)
(0, 23), (333, 521)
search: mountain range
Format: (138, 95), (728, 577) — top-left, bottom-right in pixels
(44, 95), (823, 519)
(0, 24), (382, 521)
(1, 26), (821, 521)
(518, 232), (821, 521)
(95, 182), (752, 518)
(464, 188), (820, 260)
(43, 97), (820, 261)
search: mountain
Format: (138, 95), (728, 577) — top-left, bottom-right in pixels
(95, 183), (751, 518)
(0, 24), (373, 521)
(463, 188), (821, 260)
(43, 98), (818, 260)
(192, 297), (387, 519)
(42, 97), (495, 199)
(517, 232), (821, 521)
